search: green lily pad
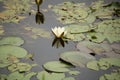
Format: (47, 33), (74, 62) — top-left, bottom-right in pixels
(23, 72), (36, 80)
(43, 61), (72, 72)
(8, 63), (33, 72)
(85, 14), (96, 23)
(0, 37), (24, 46)
(7, 71), (24, 80)
(37, 71), (65, 80)
(99, 58), (120, 67)
(86, 60), (99, 71)
(99, 72), (120, 80)
(0, 45), (27, 58)
(87, 32), (105, 43)
(96, 19), (120, 43)
(0, 45), (27, 67)
(60, 51), (95, 67)
(65, 24), (90, 33)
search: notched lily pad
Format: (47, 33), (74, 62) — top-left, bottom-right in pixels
(43, 61), (72, 72)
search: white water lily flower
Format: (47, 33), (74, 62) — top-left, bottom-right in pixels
(51, 27), (67, 38)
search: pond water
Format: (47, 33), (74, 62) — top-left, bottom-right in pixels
(0, 0), (120, 80)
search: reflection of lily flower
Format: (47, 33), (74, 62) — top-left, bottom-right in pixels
(52, 37), (68, 48)
(35, 11), (44, 24)
(51, 27), (67, 38)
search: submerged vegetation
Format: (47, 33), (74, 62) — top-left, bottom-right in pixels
(0, 0), (120, 80)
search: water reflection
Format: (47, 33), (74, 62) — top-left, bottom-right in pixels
(52, 37), (68, 48)
(35, 0), (44, 24)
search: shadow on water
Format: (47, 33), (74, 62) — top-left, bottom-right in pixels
(35, 0), (44, 24)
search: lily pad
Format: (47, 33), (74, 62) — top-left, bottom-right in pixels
(86, 61), (99, 71)
(7, 71), (24, 80)
(8, 63), (33, 72)
(87, 58), (120, 71)
(87, 32), (105, 43)
(60, 51), (95, 67)
(65, 24), (90, 33)
(68, 71), (80, 75)
(99, 72), (120, 80)
(37, 71), (65, 80)
(0, 36), (24, 46)
(23, 72), (36, 80)
(0, 45), (27, 67)
(43, 61), (72, 72)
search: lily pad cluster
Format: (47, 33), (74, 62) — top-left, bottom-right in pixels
(87, 58), (120, 71)
(37, 71), (76, 80)
(0, 0), (32, 24)
(0, 36), (37, 72)
(0, 36), (28, 68)
(99, 70), (120, 80)
(24, 26), (51, 39)
(0, 71), (36, 80)
(51, 1), (119, 24)
(51, 1), (120, 43)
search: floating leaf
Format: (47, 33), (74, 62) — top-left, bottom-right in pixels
(99, 58), (120, 67)
(7, 71), (24, 80)
(0, 37), (24, 46)
(99, 72), (120, 80)
(84, 14), (96, 23)
(37, 71), (65, 80)
(87, 58), (120, 71)
(65, 24), (90, 33)
(8, 63), (32, 72)
(96, 19), (120, 43)
(0, 45), (27, 67)
(23, 72), (36, 80)
(60, 51), (95, 67)
(86, 61), (99, 71)
(87, 32), (105, 43)
(43, 61), (72, 72)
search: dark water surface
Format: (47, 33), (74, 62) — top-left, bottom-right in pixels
(0, 0), (120, 80)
